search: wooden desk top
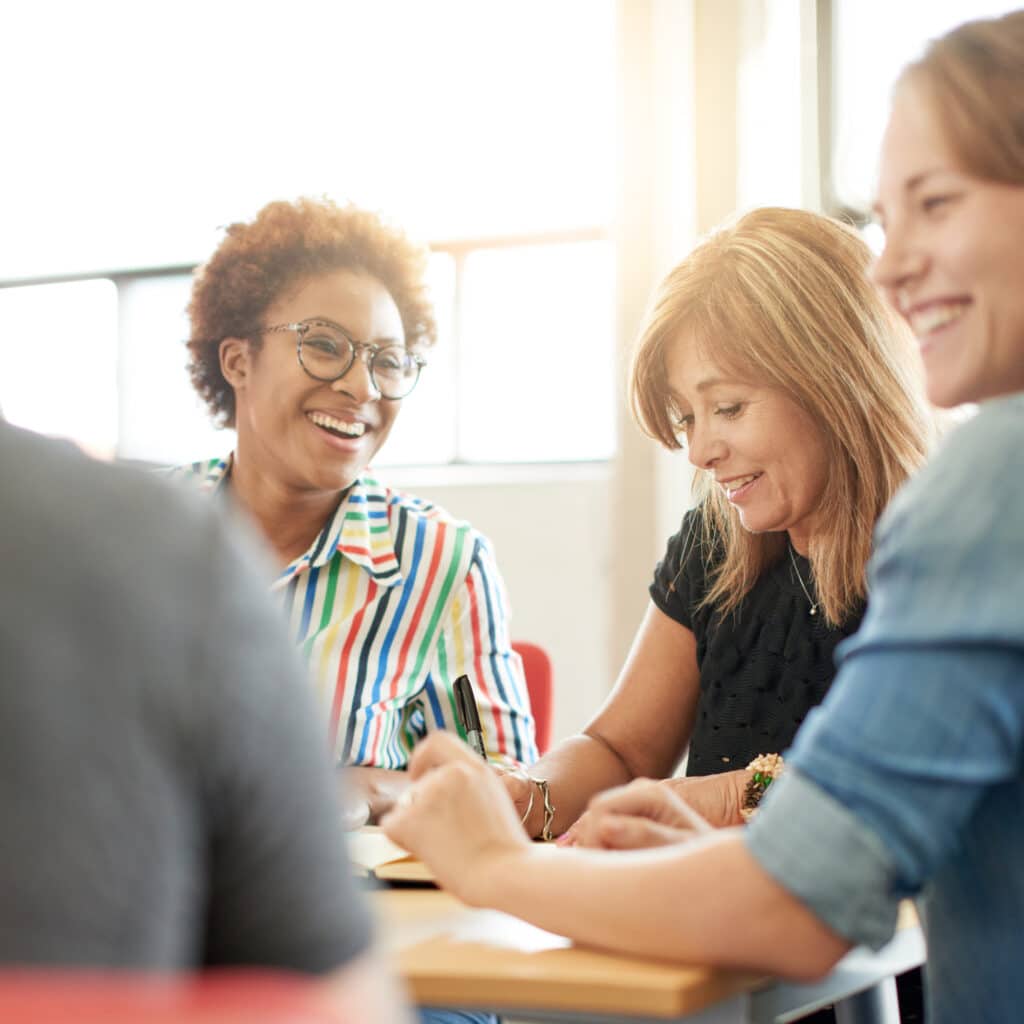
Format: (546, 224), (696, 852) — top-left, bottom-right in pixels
(374, 887), (764, 1019)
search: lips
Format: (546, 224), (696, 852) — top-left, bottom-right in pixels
(903, 299), (971, 339)
(718, 472), (762, 500)
(307, 410), (367, 438)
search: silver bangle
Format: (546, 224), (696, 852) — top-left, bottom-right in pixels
(519, 782), (536, 830)
(531, 777), (556, 841)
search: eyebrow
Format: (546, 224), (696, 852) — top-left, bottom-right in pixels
(695, 377), (734, 392)
(307, 316), (403, 346)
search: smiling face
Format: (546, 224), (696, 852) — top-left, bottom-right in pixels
(222, 269), (407, 497)
(872, 85), (1024, 408)
(666, 338), (830, 554)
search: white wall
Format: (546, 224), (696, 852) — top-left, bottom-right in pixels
(397, 0), (825, 754)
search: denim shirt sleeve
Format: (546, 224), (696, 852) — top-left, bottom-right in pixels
(745, 396), (1024, 949)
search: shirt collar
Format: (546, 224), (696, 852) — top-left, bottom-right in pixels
(206, 454), (403, 591)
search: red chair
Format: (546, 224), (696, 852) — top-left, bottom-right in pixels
(0, 971), (348, 1023)
(512, 641), (553, 756)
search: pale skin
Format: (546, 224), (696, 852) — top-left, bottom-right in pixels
(384, 733), (850, 978)
(506, 343), (831, 846)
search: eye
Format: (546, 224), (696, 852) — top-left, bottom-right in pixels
(714, 403), (743, 418)
(303, 332), (342, 357)
(372, 347), (411, 376)
(672, 411), (694, 436)
(921, 193), (959, 215)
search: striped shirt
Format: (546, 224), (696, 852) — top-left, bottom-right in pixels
(176, 456), (537, 768)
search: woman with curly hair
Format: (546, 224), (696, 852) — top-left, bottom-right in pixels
(180, 197), (536, 826)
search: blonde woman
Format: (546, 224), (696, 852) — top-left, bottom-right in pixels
(500, 207), (930, 847)
(385, 12), (1024, 1023)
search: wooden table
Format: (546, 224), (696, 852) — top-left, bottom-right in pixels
(373, 887), (924, 1024)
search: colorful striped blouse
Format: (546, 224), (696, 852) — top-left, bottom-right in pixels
(176, 456), (537, 769)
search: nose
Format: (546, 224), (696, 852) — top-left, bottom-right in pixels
(330, 348), (380, 403)
(686, 419), (725, 470)
(872, 221), (925, 296)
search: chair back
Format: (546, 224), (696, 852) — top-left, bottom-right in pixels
(512, 641), (553, 755)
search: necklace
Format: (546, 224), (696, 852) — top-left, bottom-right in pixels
(787, 544), (819, 617)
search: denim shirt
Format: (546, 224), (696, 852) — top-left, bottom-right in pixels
(746, 394), (1024, 1024)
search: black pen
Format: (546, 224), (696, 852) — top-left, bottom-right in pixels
(453, 674), (488, 761)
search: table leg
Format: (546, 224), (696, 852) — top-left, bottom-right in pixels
(833, 978), (900, 1024)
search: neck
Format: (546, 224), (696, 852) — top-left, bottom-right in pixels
(229, 453), (344, 567)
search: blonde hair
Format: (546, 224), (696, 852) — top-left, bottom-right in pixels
(630, 207), (930, 625)
(899, 11), (1024, 186)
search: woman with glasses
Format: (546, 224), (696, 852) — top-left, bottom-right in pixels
(179, 197), (536, 827)
(383, 11), (1024, 1022)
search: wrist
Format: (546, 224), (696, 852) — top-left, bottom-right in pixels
(462, 840), (533, 908)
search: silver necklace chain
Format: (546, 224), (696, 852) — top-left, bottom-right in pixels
(787, 544), (819, 617)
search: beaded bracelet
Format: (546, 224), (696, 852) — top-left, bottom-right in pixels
(740, 753), (785, 822)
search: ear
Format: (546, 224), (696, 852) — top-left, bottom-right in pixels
(219, 337), (252, 390)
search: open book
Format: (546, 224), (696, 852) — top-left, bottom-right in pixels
(347, 826), (437, 885)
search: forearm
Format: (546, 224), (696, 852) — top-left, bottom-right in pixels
(471, 831), (850, 979)
(523, 733), (635, 837)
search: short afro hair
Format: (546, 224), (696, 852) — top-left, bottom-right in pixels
(186, 197), (437, 427)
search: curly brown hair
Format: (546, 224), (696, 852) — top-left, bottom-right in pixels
(186, 197), (437, 427)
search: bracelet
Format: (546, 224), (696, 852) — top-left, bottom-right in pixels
(740, 753), (785, 822)
(519, 782), (536, 829)
(531, 777), (556, 841)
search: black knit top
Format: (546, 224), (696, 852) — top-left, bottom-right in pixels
(649, 509), (864, 778)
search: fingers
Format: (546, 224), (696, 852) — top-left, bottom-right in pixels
(407, 731), (485, 780)
(587, 778), (712, 835)
(595, 814), (692, 850)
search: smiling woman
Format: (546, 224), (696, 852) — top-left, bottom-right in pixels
(173, 198), (537, 823)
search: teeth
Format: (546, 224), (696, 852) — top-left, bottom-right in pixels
(722, 473), (759, 496)
(910, 302), (968, 336)
(308, 412), (365, 437)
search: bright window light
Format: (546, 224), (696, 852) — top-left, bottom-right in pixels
(1, 1), (616, 467)
(0, 281), (118, 457)
(458, 241), (616, 463)
(832, 0), (1018, 212)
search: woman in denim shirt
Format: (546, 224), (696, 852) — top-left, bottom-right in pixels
(381, 12), (1024, 1024)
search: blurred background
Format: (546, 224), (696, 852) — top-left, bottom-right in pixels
(1, 0), (1014, 743)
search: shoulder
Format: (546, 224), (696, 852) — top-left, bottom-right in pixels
(166, 455), (231, 493)
(864, 396), (1024, 647)
(362, 475), (497, 566)
(879, 396), (1024, 550)
(369, 476), (478, 534)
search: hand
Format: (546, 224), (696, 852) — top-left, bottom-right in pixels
(339, 793), (371, 831)
(343, 767), (411, 824)
(561, 777), (712, 850)
(494, 765), (540, 836)
(381, 733), (530, 904)
(658, 771), (748, 828)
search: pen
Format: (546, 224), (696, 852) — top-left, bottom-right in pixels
(453, 674), (488, 761)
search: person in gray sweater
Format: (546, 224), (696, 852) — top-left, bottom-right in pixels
(0, 418), (408, 1022)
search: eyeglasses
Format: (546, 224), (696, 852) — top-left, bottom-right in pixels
(261, 318), (426, 400)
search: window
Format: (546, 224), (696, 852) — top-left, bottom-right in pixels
(829, 0), (1018, 218)
(1, 0), (615, 466)
(0, 281), (118, 457)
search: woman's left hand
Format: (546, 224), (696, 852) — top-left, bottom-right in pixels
(381, 732), (530, 904)
(561, 777), (713, 850)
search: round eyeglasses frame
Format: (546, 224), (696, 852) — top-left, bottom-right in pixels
(260, 318), (426, 400)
